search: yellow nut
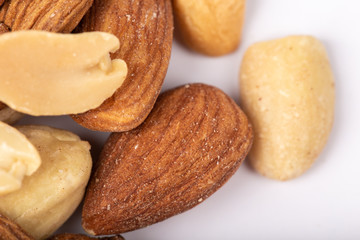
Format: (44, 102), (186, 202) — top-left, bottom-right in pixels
(0, 121), (41, 196)
(0, 125), (92, 239)
(239, 35), (335, 180)
(0, 30), (127, 116)
(173, 0), (246, 56)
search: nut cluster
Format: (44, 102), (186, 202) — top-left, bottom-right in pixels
(0, 0), (334, 239)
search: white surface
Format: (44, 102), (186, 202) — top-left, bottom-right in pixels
(17, 0), (360, 239)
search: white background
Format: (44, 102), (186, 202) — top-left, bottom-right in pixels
(18, 0), (360, 239)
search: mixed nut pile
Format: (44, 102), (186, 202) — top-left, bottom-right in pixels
(0, 0), (334, 239)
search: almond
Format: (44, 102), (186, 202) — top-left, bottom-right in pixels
(0, 214), (33, 240)
(0, 0), (93, 33)
(0, 22), (9, 34)
(82, 83), (253, 235)
(72, 0), (173, 132)
(49, 233), (124, 240)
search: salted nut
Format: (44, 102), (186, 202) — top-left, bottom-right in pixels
(239, 35), (335, 180)
(0, 121), (41, 196)
(0, 125), (92, 240)
(0, 30), (127, 116)
(173, 0), (246, 56)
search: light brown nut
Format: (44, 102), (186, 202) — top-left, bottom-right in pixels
(72, 0), (173, 132)
(239, 35), (335, 180)
(173, 0), (246, 56)
(0, 214), (33, 240)
(0, 121), (40, 196)
(0, 0), (94, 112)
(0, 0), (93, 33)
(0, 125), (92, 240)
(0, 31), (128, 116)
(49, 233), (124, 240)
(82, 83), (253, 235)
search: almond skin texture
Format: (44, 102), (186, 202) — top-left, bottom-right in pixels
(49, 233), (124, 240)
(72, 0), (173, 132)
(173, 0), (246, 56)
(0, 22), (9, 33)
(0, 214), (33, 240)
(82, 83), (253, 235)
(0, 0), (94, 33)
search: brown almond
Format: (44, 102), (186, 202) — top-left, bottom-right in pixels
(82, 83), (253, 235)
(0, 0), (93, 33)
(0, 22), (8, 34)
(49, 233), (124, 240)
(72, 0), (173, 132)
(0, 214), (33, 240)
(0, 0), (3, 7)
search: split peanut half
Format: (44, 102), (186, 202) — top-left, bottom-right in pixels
(0, 30), (127, 116)
(0, 121), (41, 196)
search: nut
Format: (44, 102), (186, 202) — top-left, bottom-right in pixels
(0, 22), (9, 33)
(0, 30), (128, 116)
(0, 125), (92, 239)
(0, 0), (93, 33)
(0, 214), (33, 240)
(173, 0), (246, 56)
(239, 35), (335, 180)
(72, 0), (173, 132)
(0, 0), (94, 114)
(0, 121), (41, 196)
(49, 233), (124, 240)
(82, 83), (253, 235)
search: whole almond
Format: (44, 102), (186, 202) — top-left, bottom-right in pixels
(82, 83), (253, 235)
(72, 0), (173, 132)
(0, 214), (33, 240)
(0, 0), (93, 33)
(0, 0), (3, 7)
(49, 233), (124, 240)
